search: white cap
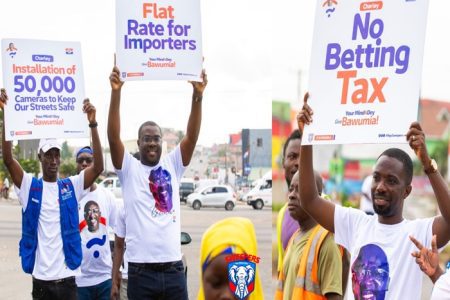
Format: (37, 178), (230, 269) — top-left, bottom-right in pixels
(38, 138), (61, 153)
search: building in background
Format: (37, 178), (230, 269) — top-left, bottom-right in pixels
(241, 128), (271, 181)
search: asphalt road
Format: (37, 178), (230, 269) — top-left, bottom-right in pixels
(0, 198), (272, 300)
(0, 199), (30, 300)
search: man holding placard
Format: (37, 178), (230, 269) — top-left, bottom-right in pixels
(115, 0), (203, 81)
(107, 63), (207, 299)
(1, 39), (88, 141)
(296, 94), (450, 300)
(303, 0), (429, 145)
(0, 89), (104, 300)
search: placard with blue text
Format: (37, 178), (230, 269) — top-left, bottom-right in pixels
(1, 39), (87, 141)
(116, 0), (203, 81)
(303, 0), (429, 145)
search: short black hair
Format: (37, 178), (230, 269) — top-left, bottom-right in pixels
(138, 121), (162, 139)
(84, 200), (99, 213)
(378, 148), (413, 185)
(282, 129), (302, 159)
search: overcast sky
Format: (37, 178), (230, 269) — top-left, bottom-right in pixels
(273, 0), (450, 111)
(0, 0), (271, 147)
(2, 0), (447, 147)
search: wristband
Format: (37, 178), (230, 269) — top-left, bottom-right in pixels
(89, 122), (98, 128)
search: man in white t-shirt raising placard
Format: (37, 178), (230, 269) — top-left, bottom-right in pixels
(0, 89), (104, 300)
(296, 93), (450, 300)
(75, 146), (117, 300)
(107, 63), (207, 300)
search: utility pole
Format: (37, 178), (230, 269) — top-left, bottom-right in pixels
(225, 144), (228, 184)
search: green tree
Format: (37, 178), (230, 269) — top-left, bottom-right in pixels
(60, 161), (77, 178)
(18, 158), (40, 177)
(13, 143), (20, 158)
(430, 140), (448, 176)
(61, 141), (72, 160)
(0, 161), (9, 181)
(412, 140), (448, 176)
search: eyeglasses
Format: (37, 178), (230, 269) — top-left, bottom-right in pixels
(86, 208), (99, 214)
(142, 135), (162, 143)
(77, 157), (93, 164)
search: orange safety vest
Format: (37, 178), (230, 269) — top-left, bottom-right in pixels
(275, 225), (335, 300)
(276, 203), (288, 273)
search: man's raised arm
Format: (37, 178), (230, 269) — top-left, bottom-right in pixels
(407, 122), (450, 248)
(82, 99), (104, 189)
(107, 63), (125, 170)
(0, 89), (24, 188)
(297, 93), (336, 232)
(180, 70), (207, 166)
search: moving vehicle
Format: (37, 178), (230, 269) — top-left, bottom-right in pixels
(186, 185), (236, 210)
(246, 173), (272, 209)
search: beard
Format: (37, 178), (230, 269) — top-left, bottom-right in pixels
(373, 202), (394, 216)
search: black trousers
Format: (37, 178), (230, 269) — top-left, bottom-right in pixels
(32, 276), (77, 300)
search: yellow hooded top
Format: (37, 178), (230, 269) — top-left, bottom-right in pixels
(197, 217), (264, 300)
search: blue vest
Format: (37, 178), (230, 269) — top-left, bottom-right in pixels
(19, 177), (82, 274)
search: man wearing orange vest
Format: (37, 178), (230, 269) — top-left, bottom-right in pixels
(276, 170), (343, 300)
(276, 130), (302, 274)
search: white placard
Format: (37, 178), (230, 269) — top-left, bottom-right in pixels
(303, 0), (429, 145)
(116, 0), (203, 81)
(2, 39), (87, 141)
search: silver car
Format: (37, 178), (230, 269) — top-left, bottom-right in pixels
(186, 185), (236, 210)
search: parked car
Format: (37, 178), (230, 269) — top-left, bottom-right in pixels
(99, 177), (122, 198)
(179, 178), (195, 203)
(246, 173), (272, 209)
(186, 185), (236, 210)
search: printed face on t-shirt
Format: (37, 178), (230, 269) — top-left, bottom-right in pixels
(84, 201), (101, 232)
(351, 244), (390, 300)
(149, 166), (173, 213)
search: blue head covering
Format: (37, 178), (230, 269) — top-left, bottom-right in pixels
(76, 146), (93, 158)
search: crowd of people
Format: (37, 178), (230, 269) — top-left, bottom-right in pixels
(1, 59), (235, 300)
(1, 56), (450, 300)
(274, 92), (450, 300)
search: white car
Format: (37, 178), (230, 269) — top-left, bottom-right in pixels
(245, 177), (272, 210)
(186, 185), (236, 210)
(99, 177), (122, 198)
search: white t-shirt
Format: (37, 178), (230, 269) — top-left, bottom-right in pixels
(359, 176), (374, 214)
(15, 172), (87, 280)
(76, 186), (117, 287)
(115, 201), (128, 279)
(116, 146), (185, 263)
(431, 272), (450, 300)
(334, 205), (434, 300)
